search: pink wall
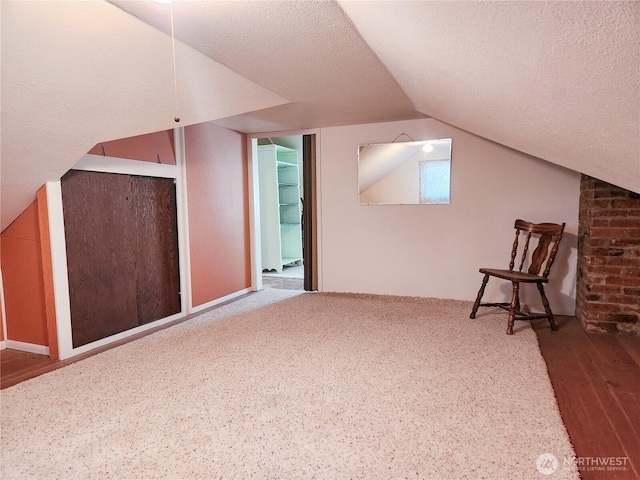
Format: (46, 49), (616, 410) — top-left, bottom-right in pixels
(0, 125), (252, 349)
(185, 123), (251, 307)
(0, 276), (5, 343)
(88, 130), (176, 164)
(0, 200), (49, 346)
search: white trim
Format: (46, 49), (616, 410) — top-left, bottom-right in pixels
(0, 264), (7, 349)
(248, 136), (263, 292)
(58, 311), (185, 359)
(6, 340), (50, 356)
(175, 127), (193, 314)
(247, 129), (323, 292)
(47, 132), (258, 359)
(46, 181), (75, 360)
(250, 128), (320, 139)
(314, 131), (324, 293)
(74, 154), (179, 179)
(190, 288), (252, 315)
(47, 170), (191, 360)
(55, 289), (250, 357)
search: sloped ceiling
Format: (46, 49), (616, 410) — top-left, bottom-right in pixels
(1, 0), (290, 230)
(338, 0), (639, 195)
(2, 0), (639, 230)
(107, 0), (422, 132)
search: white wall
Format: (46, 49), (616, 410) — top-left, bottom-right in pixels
(319, 119), (580, 315)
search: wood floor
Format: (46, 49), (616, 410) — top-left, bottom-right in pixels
(532, 316), (640, 480)
(2, 302), (638, 479)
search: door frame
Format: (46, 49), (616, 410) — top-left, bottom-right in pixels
(248, 129), (321, 292)
(46, 128), (189, 360)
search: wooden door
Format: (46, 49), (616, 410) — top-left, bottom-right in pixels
(61, 170), (180, 347)
(132, 176), (180, 325)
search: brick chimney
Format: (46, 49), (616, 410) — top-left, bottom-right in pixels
(576, 175), (640, 333)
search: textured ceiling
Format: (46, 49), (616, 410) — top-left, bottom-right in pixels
(338, 0), (640, 195)
(107, 0), (422, 131)
(0, 0), (289, 230)
(1, 0), (639, 230)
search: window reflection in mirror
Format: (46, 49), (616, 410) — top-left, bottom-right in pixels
(358, 138), (452, 205)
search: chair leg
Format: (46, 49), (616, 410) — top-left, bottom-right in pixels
(470, 274), (490, 319)
(506, 282), (519, 335)
(537, 282), (558, 331)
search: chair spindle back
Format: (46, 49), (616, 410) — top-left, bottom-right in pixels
(508, 219), (565, 278)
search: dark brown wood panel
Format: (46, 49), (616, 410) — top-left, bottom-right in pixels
(61, 170), (181, 347)
(132, 176), (180, 324)
(303, 134), (317, 292)
(62, 170), (139, 347)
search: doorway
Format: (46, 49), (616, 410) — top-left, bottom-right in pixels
(254, 133), (317, 291)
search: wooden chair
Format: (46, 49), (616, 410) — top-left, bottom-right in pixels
(470, 219), (566, 335)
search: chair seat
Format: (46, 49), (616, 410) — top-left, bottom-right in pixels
(479, 268), (549, 283)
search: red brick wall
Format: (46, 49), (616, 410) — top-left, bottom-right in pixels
(577, 175), (640, 333)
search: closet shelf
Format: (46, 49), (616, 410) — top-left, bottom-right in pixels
(258, 144), (303, 274)
(277, 161), (296, 168)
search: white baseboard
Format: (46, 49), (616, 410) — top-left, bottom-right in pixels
(0, 340), (6, 350)
(5, 340), (50, 356)
(59, 289), (253, 359)
(190, 288), (252, 314)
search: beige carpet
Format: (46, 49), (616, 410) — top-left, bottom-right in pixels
(1, 290), (578, 479)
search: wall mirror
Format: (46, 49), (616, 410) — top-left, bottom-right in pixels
(358, 138), (452, 205)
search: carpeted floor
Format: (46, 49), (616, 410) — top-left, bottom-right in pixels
(1, 290), (578, 479)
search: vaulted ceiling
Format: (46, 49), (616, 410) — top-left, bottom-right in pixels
(2, 0), (638, 230)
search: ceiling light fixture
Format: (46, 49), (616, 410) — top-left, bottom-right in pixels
(422, 143), (434, 153)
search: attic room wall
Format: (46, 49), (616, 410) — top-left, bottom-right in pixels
(0, 275), (5, 345)
(185, 122), (251, 308)
(87, 130), (176, 165)
(0, 124), (252, 357)
(320, 118), (580, 315)
(0, 200), (49, 349)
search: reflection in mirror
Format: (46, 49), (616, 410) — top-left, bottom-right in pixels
(358, 138), (452, 205)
